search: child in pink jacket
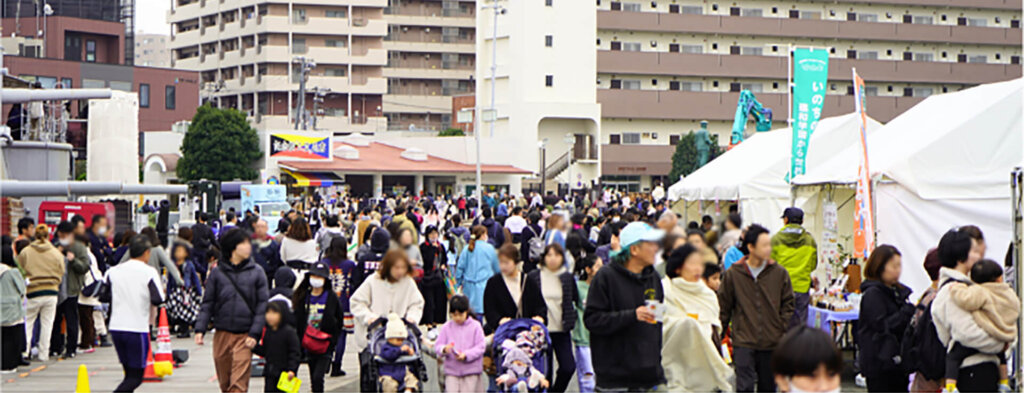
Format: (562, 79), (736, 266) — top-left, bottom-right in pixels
(434, 295), (486, 393)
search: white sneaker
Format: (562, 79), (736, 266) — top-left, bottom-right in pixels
(1, 369), (16, 374)
(37, 355), (48, 362)
(855, 374), (867, 388)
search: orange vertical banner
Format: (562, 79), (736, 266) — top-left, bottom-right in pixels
(852, 68), (875, 259)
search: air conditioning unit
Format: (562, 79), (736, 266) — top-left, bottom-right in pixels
(641, 132), (651, 138)
(651, 132), (658, 139)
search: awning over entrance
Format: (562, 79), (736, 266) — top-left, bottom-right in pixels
(282, 169), (344, 187)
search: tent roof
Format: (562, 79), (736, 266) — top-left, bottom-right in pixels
(668, 112), (882, 201)
(793, 78), (1023, 200)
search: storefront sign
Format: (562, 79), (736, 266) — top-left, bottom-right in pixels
(852, 69), (875, 259)
(269, 132), (332, 161)
(790, 48), (829, 178)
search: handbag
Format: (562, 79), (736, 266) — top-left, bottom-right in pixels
(302, 324), (331, 355)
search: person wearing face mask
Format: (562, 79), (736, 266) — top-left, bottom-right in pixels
(50, 221), (91, 360)
(194, 228), (270, 393)
(293, 262), (344, 393)
(771, 326), (843, 393)
(87, 215), (113, 273)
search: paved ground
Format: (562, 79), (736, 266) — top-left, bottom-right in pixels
(2, 333), (866, 392)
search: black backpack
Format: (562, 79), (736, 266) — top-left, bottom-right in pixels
(899, 279), (967, 380)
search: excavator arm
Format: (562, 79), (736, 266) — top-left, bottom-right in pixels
(730, 90), (774, 147)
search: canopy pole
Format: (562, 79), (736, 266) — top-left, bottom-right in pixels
(1011, 167), (1023, 390)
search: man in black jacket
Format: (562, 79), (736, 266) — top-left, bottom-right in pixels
(194, 228), (269, 393)
(584, 221), (666, 391)
(191, 213), (217, 279)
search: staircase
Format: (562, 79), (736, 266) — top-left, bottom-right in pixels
(545, 152), (571, 179)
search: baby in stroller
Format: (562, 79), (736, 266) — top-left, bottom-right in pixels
(378, 313), (421, 392)
(493, 319), (551, 392)
(496, 348), (549, 392)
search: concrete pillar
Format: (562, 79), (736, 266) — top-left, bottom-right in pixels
(373, 173), (383, 199)
(414, 174), (424, 196)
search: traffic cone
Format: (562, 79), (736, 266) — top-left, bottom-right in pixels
(142, 347), (162, 382)
(153, 308), (174, 377)
(75, 364), (90, 393)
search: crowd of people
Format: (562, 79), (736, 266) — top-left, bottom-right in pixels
(0, 185), (1017, 393)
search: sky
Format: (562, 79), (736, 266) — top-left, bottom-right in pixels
(136, 0), (171, 35)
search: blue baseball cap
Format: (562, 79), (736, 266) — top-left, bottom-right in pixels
(613, 222), (665, 258)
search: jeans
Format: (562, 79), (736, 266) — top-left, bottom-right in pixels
(331, 333), (347, 372)
(24, 295), (57, 360)
(548, 332), (576, 393)
(574, 345), (595, 393)
(50, 297), (79, 356)
(789, 292), (810, 329)
(308, 351), (332, 393)
(733, 346), (775, 392)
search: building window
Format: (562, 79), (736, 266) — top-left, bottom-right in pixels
(110, 81), (131, 92)
(292, 38), (307, 54)
(681, 5), (702, 14)
(729, 82), (741, 92)
(1012, 55), (1021, 65)
(622, 80), (641, 90)
(139, 83), (150, 107)
(668, 4), (679, 13)
(913, 16), (933, 24)
(740, 83), (762, 93)
(610, 41), (621, 51)
(325, 39), (346, 48)
(545, 75), (553, 87)
(913, 53), (933, 62)
(610, 79), (622, 89)
(292, 8), (307, 23)
(324, 68), (346, 77)
(668, 43), (679, 52)
(967, 18), (987, 27)
(968, 55), (987, 63)
(622, 42), (642, 52)
(622, 2), (641, 12)
(800, 11), (821, 19)
(669, 134), (681, 145)
(609, 134), (621, 144)
(913, 87), (933, 97)
(789, 10), (799, 18)
(740, 47), (762, 56)
(1012, 20), (1020, 28)
(680, 82), (702, 92)
(60, 77), (73, 88)
(669, 81), (680, 90)
(545, 35), (553, 47)
(858, 51), (878, 60)
(681, 44), (703, 54)
(325, 9), (347, 18)
(610, 1), (621, 11)
(740, 8), (762, 17)
(545, 0), (553, 6)
(85, 40), (96, 62)
(165, 85), (176, 110)
(622, 133), (641, 144)
(864, 86), (878, 96)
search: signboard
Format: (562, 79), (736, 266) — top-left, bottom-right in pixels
(852, 68), (875, 259)
(790, 48), (829, 178)
(269, 132), (332, 161)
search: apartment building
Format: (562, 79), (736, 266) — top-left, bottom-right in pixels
(135, 34), (171, 67)
(383, 0), (476, 131)
(596, 0), (1022, 191)
(167, 0), (389, 133)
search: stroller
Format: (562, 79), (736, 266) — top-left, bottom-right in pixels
(492, 319), (551, 392)
(359, 317), (429, 392)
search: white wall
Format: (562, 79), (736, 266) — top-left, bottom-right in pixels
(142, 131), (184, 157)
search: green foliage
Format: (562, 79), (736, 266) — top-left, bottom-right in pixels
(438, 128), (466, 137)
(668, 132), (723, 182)
(75, 160), (87, 181)
(177, 105), (262, 182)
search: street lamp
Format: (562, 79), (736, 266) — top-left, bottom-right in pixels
(481, 1), (505, 138)
(538, 138), (548, 196)
(292, 56), (316, 130)
(564, 133), (574, 196)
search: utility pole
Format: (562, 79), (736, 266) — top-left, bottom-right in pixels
(293, 56), (315, 130)
(477, 0), (504, 214)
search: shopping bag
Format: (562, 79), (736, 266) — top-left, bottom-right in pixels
(277, 371), (301, 393)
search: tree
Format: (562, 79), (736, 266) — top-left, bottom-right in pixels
(438, 128), (465, 137)
(177, 105), (262, 181)
(668, 132), (723, 183)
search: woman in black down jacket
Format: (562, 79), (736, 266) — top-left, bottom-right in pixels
(484, 244), (548, 334)
(293, 262), (344, 393)
(527, 243), (579, 393)
(857, 245), (915, 393)
(418, 226), (448, 327)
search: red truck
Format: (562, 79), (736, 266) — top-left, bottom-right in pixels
(37, 201), (117, 233)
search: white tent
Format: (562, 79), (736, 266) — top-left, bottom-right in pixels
(667, 112), (882, 232)
(794, 78), (1023, 297)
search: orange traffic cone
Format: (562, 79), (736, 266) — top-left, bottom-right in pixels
(153, 308), (174, 377)
(142, 347), (162, 382)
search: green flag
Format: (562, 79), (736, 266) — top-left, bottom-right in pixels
(790, 48), (829, 178)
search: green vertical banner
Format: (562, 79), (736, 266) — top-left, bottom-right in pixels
(790, 48), (830, 178)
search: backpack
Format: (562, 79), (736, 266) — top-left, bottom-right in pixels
(526, 226), (546, 263)
(449, 230), (468, 263)
(899, 279), (967, 380)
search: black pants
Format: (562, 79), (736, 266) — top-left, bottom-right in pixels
(958, 363), (999, 393)
(418, 278), (448, 326)
(1, 324), (25, 370)
(331, 333), (347, 372)
(866, 369), (908, 393)
(548, 332), (576, 393)
(308, 351), (332, 393)
(50, 297), (79, 356)
(115, 367), (144, 392)
(733, 346), (775, 392)
(264, 365), (288, 393)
